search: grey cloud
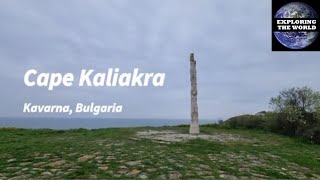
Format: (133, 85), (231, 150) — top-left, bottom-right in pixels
(0, 0), (319, 119)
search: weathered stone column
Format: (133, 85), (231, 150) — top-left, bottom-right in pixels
(189, 53), (200, 134)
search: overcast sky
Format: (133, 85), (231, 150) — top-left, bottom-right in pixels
(0, 0), (319, 120)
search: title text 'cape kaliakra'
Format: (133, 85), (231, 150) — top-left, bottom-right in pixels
(24, 68), (166, 90)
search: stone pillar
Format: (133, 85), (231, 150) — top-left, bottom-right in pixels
(189, 53), (200, 134)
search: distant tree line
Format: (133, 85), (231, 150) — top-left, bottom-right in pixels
(225, 86), (320, 144)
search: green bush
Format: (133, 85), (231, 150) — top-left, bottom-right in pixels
(268, 86), (320, 143)
(302, 126), (320, 144)
(225, 114), (266, 129)
(224, 112), (320, 144)
(223, 86), (320, 144)
(263, 113), (280, 131)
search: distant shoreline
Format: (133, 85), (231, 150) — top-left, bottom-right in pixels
(0, 117), (219, 130)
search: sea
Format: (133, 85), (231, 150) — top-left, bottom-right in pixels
(0, 117), (218, 130)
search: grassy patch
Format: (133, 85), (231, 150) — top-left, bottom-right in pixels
(0, 126), (319, 179)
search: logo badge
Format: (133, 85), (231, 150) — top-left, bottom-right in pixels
(272, 0), (320, 51)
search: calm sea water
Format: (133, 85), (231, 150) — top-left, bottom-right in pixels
(0, 117), (217, 129)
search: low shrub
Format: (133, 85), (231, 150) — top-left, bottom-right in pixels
(302, 126), (320, 144)
(224, 112), (320, 144)
(225, 114), (266, 129)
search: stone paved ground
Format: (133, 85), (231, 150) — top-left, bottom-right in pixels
(0, 127), (319, 179)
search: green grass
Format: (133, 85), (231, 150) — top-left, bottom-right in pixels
(0, 126), (319, 179)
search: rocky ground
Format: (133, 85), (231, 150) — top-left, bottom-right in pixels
(0, 126), (319, 179)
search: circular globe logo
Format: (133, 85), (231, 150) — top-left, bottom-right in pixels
(274, 2), (319, 49)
